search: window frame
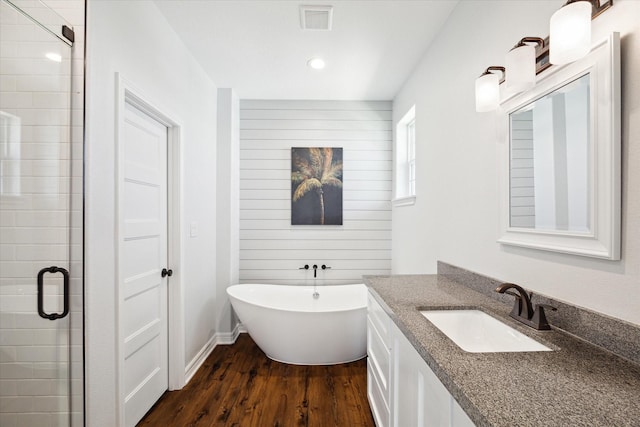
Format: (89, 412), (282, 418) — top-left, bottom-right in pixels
(394, 106), (416, 206)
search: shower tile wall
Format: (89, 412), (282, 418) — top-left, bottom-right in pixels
(239, 100), (392, 284)
(0, 0), (84, 426)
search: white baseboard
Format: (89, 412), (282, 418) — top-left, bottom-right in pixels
(184, 335), (216, 385)
(215, 322), (246, 344)
(183, 323), (247, 385)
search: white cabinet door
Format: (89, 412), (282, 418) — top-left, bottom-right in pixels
(420, 350), (455, 426)
(392, 326), (421, 426)
(392, 322), (452, 427)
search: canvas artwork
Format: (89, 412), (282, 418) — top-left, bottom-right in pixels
(291, 147), (343, 225)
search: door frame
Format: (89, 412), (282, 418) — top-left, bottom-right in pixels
(114, 73), (185, 425)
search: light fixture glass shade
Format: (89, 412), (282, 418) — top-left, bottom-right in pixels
(307, 57), (326, 69)
(475, 72), (500, 112)
(550, 1), (592, 65)
(505, 44), (536, 93)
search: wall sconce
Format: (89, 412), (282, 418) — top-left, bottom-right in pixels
(475, 0), (613, 112)
(475, 66), (505, 113)
(505, 37), (545, 93)
(550, 0), (614, 64)
(550, 1), (592, 64)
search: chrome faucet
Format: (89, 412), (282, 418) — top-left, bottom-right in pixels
(495, 283), (556, 330)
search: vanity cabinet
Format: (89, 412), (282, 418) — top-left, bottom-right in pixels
(367, 292), (475, 427)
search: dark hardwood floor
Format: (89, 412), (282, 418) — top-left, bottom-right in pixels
(138, 334), (375, 427)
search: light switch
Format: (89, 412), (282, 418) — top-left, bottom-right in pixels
(190, 221), (198, 237)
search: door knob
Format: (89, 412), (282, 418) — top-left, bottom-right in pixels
(161, 268), (173, 278)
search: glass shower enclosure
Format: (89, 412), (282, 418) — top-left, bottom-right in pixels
(0, 0), (83, 425)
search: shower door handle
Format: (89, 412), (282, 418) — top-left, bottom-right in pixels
(37, 266), (70, 321)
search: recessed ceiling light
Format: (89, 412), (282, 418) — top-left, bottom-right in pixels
(45, 52), (62, 62)
(307, 57), (326, 70)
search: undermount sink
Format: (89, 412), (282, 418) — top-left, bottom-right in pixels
(420, 309), (552, 353)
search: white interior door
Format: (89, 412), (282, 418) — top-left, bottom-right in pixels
(121, 102), (169, 427)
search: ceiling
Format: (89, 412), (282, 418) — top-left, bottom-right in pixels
(154, 0), (459, 100)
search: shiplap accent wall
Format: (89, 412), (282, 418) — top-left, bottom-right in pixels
(510, 110), (536, 228)
(239, 100), (392, 285)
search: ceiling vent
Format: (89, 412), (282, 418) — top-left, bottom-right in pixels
(300, 5), (333, 31)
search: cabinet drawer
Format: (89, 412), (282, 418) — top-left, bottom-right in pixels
(367, 315), (390, 397)
(367, 292), (390, 343)
(367, 359), (390, 427)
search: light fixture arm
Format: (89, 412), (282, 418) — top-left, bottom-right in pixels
(480, 66), (505, 79)
(512, 37), (545, 50)
(480, 65), (507, 83)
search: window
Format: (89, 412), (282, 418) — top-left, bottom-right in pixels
(394, 106), (416, 206)
(407, 118), (416, 196)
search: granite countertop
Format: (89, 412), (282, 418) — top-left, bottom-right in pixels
(364, 274), (640, 427)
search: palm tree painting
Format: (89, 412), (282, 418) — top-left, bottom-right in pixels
(291, 147), (343, 225)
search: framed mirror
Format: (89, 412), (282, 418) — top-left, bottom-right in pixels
(498, 32), (620, 259)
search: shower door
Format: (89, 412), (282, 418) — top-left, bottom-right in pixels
(0, 1), (83, 426)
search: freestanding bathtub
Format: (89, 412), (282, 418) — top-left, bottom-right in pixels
(227, 283), (367, 365)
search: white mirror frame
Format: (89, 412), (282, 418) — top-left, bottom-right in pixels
(498, 32), (620, 260)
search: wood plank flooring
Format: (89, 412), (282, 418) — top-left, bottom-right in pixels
(138, 334), (375, 427)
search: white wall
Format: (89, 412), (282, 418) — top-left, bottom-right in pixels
(239, 100), (392, 285)
(216, 88), (240, 335)
(392, 0), (640, 325)
(85, 1), (217, 425)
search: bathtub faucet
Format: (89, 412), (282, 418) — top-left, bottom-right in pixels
(300, 264), (331, 279)
(300, 264), (318, 279)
